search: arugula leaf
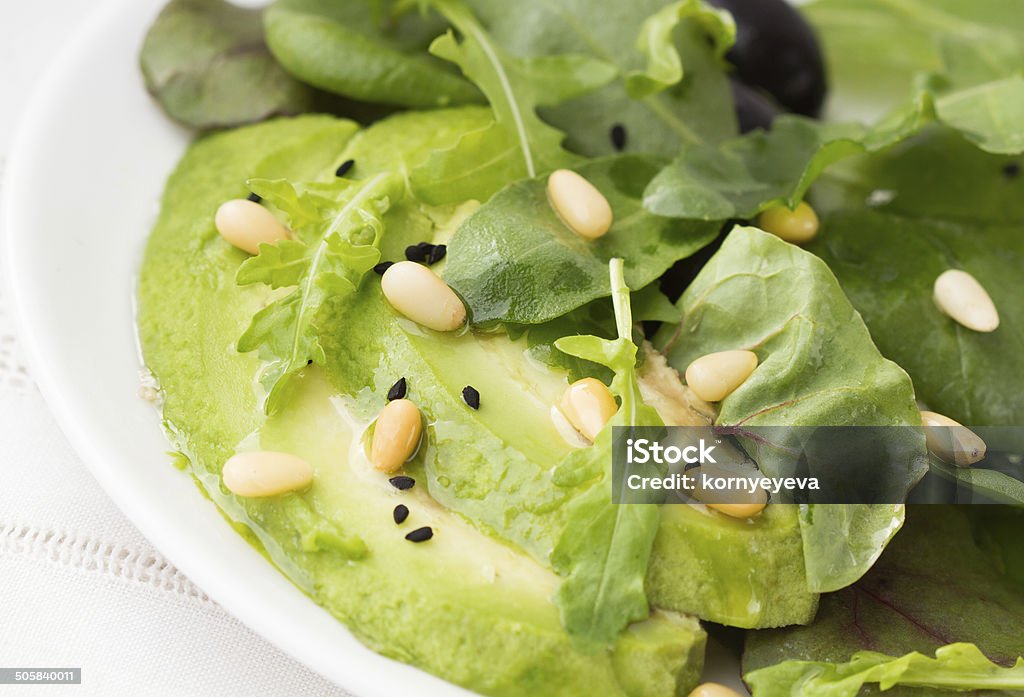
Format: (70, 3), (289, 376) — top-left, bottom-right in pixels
(746, 643), (1024, 697)
(549, 259), (664, 648)
(625, 0), (735, 99)
(809, 128), (1024, 427)
(406, 41), (619, 205)
(236, 173), (402, 413)
(744, 506), (1024, 695)
(511, 283), (675, 384)
(264, 0), (481, 108)
(424, 0), (615, 183)
(655, 227), (926, 591)
(140, 0), (315, 129)
(443, 154), (719, 325)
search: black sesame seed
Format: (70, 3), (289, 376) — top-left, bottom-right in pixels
(610, 123), (627, 151)
(1003, 162), (1020, 179)
(405, 243), (433, 263)
(393, 504), (410, 525)
(389, 475), (416, 490)
(336, 159), (355, 177)
(462, 385), (480, 410)
(247, 192), (262, 204)
(405, 526), (433, 543)
(373, 261), (394, 275)
(387, 377), (407, 401)
(427, 244), (447, 265)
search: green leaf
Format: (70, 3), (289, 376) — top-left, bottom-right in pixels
(140, 0), (314, 129)
(406, 46), (620, 206)
(808, 128), (1024, 427)
(644, 71), (1024, 221)
(408, 122), (533, 205)
(796, 505), (905, 595)
(513, 282), (675, 383)
(454, 0), (738, 155)
(655, 227), (926, 591)
(443, 154), (719, 325)
(929, 458), (1024, 505)
(803, 0), (1024, 120)
(644, 117), (866, 220)
(426, 0), (616, 180)
(932, 75), (1024, 153)
(264, 0), (481, 108)
(235, 173), (402, 413)
(744, 506), (1024, 694)
(549, 259), (664, 648)
(746, 643), (1024, 697)
(625, 0), (735, 99)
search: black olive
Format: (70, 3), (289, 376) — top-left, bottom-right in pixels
(730, 79), (781, 133)
(659, 224), (732, 303)
(708, 0), (827, 117)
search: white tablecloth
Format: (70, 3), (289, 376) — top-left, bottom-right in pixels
(0, 4), (352, 695)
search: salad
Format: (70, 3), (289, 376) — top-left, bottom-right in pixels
(135, 0), (1024, 695)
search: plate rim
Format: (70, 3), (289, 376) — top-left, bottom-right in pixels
(0, 2), (481, 696)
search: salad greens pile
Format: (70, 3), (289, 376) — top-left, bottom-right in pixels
(140, 0), (1024, 693)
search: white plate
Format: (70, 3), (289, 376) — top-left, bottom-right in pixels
(2, 1), (745, 695)
(1, 1), (476, 695)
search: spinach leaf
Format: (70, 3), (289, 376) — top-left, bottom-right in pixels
(236, 173), (403, 414)
(644, 70), (1024, 221)
(655, 227), (926, 591)
(443, 155), (719, 325)
(746, 644), (1024, 697)
(264, 0), (480, 109)
(744, 506), (1024, 696)
(462, 0), (737, 156)
(140, 0), (315, 129)
(808, 129), (1024, 427)
(549, 259), (664, 648)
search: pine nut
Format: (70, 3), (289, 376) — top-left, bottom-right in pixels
(560, 378), (618, 442)
(757, 201), (819, 244)
(687, 683), (744, 697)
(547, 169), (613, 239)
(222, 451), (313, 497)
(685, 350), (758, 403)
(371, 399), (423, 473)
(689, 464), (768, 519)
(214, 199), (290, 255)
(933, 269), (999, 333)
(707, 502), (767, 519)
(920, 410), (986, 467)
(381, 261), (466, 332)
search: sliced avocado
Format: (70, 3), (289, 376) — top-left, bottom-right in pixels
(320, 181), (818, 629)
(138, 112), (706, 697)
(648, 504), (818, 628)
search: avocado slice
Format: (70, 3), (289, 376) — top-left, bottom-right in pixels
(325, 258), (818, 629)
(138, 112), (706, 697)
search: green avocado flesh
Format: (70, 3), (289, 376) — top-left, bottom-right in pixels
(138, 111), (811, 695)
